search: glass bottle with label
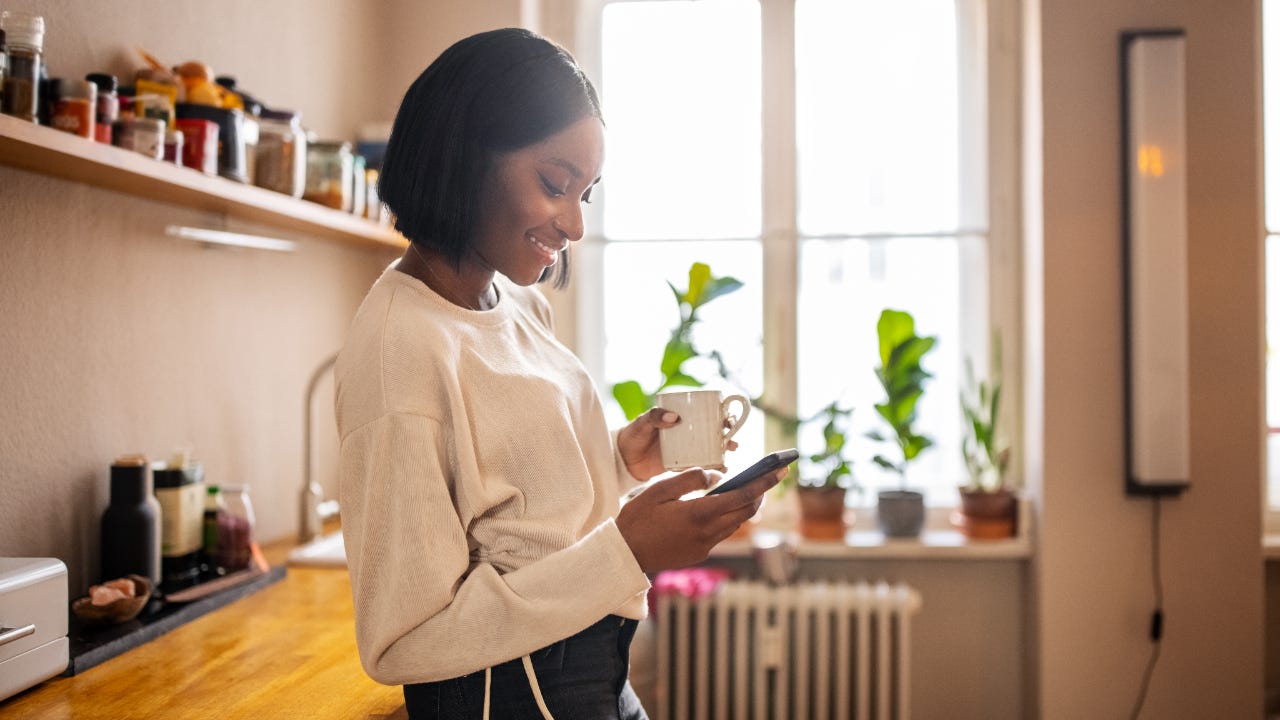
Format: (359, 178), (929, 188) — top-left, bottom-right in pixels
(153, 462), (204, 592)
(201, 485), (225, 578)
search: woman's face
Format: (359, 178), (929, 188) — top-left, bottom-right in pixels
(472, 115), (605, 286)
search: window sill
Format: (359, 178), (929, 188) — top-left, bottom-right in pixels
(710, 499), (1034, 561)
(711, 528), (1031, 560)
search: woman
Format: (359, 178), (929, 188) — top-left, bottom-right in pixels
(336, 28), (782, 719)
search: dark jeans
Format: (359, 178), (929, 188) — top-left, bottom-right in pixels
(403, 615), (648, 720)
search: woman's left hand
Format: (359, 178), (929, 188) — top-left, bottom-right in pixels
(617, 406), (739, 482)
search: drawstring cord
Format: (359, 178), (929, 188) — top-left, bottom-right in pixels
(480, 655), (555, 720)
(521, 655), (555, 719)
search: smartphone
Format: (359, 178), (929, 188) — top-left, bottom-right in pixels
(706, 449), (799, 496)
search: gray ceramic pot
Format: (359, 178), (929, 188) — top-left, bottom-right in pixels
(877, 490), (925, 538)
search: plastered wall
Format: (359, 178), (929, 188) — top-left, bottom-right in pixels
(1026, 0), (1264, 716)
(0, 0), (521, 593)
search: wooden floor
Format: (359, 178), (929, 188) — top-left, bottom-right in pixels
(0, 541), (404, 719)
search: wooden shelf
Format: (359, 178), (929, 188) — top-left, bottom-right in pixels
(0, 114), (406, 250)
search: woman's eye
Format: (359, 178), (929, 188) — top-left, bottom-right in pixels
(539, 175), (565, 198)
(581, 188), (594, 205)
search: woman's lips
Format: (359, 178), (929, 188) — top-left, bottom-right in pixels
(527, 234), (562, 265)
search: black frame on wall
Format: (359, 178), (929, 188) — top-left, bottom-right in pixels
(1120, 28), (1191, 497)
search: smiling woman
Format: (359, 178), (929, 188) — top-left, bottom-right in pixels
(335, 27), (785, 720)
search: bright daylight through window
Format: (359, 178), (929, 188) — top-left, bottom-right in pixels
(591, 0), (991, 506)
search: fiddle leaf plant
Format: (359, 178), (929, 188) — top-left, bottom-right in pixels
(611, 262), (743, 421)
(961, 332), (1011, 492)
(867, 308), (937, 486)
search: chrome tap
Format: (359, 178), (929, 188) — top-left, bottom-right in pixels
(300, 352), (339, 543)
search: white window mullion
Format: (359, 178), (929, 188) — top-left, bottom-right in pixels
(761, 0), (800, 451)
(984, 0), (1024, 487)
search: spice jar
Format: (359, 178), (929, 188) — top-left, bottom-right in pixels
(216, 485), (256, 572)
(164, 127), (184, 164)
(0, 11), (43, 122)
(51, 78), (95, 139)
(304, 140), (353, 211)
(86, 73), (118, 144)
(113, 117), (165, 159)
(254, 109), (306, 197)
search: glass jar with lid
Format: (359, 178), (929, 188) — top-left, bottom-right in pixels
(254, 109), (307, 198)
(216, 485), (256, 572)
(303, 139), (353, 211)
(1, 11), (44, 122)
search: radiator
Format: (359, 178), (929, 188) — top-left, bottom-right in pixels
(653, 580), (922, 720)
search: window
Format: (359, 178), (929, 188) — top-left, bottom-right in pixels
(577, 0), (1016, 507)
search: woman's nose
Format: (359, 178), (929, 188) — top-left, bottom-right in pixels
(553, 202), (584, 242)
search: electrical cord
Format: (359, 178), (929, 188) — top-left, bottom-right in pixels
(1130, 497), (1163, 720)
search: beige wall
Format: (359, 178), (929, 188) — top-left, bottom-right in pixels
(1028, 0), (1264, 717)
(0, 0), (522, 594)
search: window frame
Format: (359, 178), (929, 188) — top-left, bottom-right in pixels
(541, 0), (1024, 509)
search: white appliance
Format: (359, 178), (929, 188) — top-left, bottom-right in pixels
(653, 580), (922, 720)
(0, 558), (69, 702)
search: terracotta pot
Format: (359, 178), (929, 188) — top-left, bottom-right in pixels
(955, 487), (1017, 539)
(796, 486), (848, 540)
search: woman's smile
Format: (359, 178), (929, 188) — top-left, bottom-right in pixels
(526, 233), (564, 265)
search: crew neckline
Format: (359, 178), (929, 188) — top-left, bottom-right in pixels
(385, 261), (514, 326)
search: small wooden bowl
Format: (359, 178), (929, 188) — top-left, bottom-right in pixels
(72, 575), (153, 626)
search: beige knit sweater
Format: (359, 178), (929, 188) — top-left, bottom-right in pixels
(335, 264), (651, 686)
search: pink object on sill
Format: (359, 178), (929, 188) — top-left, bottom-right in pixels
(647, 567), (733, 617)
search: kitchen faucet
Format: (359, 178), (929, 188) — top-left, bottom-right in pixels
(300, 352), (340, 543)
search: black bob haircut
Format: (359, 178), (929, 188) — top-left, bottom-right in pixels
(379, 28), (602, 290)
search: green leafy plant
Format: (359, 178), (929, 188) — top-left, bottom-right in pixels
(868, 308), (937, 485)
(798, 401), (860, 491)
(960, 333), (1011, 492)
(611, 262), (743, 421)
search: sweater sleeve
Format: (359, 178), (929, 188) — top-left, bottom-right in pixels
(340, 412), (651, 686)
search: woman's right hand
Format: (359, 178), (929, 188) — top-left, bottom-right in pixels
(615, 467), (784, 574)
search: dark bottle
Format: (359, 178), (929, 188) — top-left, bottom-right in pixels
(201, 484), (225, 579)
(100, 455), (162, 586)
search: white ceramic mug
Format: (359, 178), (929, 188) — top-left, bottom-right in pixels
(656, 390), (751, 471)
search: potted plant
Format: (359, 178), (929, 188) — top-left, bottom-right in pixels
(612, 262), (743, 420)
(794, 401), (861, 539)
(868, 308), (936, 538)
(956, 334), (1017, 538)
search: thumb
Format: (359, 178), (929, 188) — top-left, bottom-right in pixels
(642, 468), (716, 502)
(635, 406), (680, 431)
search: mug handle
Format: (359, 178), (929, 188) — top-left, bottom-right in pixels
(721, 394), (751, 446)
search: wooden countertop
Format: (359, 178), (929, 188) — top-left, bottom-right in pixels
(0, 538), (405, 720)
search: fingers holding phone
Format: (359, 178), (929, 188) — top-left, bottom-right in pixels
(615, 452), (794, 574)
